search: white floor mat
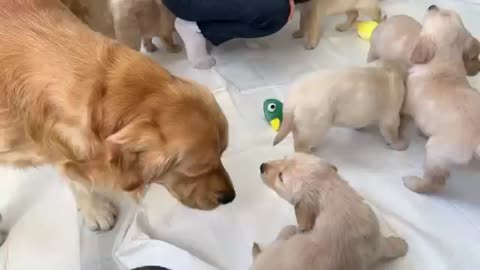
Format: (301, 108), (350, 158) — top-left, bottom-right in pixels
(1, 0), (480, 270)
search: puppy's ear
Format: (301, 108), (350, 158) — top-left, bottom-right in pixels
(252, 242), (262, 259)
(294, 195), (319, 232)
(464, 36), (480, 60)
(410, 35), (436, 64)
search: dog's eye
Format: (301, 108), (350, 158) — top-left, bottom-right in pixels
(279, 172), (284, 182)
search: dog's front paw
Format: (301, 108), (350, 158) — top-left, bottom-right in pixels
(388, 139), (409, 151)
(79, 196), (117, 231)
(292, 30), (304, 39)
(402, 176), (443, 194)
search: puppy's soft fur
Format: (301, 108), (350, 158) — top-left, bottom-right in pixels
(60, 0), (116, 38)
(274, 60), (408, 153)
(109, 0), (179, 52)
(0, 0), (234, 235)
(252, 153), (408, 270)
(294, 0), (383, 50)
(368, 14), (480, 76)
(402, 6), (480, 193)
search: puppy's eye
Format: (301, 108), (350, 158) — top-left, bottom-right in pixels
(279, 172), (284, 182)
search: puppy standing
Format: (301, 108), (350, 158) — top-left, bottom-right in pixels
(368, 14), (480, 76)
(402, 6), (480, 193)
(252, 153), (408, 270)
(294, 0), (383, 50)
(110, 0), (179, 52)
(274, 60), (408, 153)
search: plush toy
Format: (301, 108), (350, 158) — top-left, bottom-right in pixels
(263, 99), (283, 131)
(357, 21), (379, 40)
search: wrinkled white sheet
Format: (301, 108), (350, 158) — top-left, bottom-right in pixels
(1, 0), (480, 270)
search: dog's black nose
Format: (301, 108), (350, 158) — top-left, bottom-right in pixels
(428, 5), (438, 11)
(260, 163), (266, 173)
(217, 193), (235, 205)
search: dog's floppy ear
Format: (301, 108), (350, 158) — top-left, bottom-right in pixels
(107, 120), (176, 183)
(293, 193), (320, 232)
(252, 242), (262, 259)
(410, 35), (436, 64)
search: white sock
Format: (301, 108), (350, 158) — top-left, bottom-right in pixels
(174, 18), (216, 69)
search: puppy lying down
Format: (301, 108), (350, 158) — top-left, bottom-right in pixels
(274, 60), (408, 153)
(252, 153), (408, 270)
(368, 15), (480, 76)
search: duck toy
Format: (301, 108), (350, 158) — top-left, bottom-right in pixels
(263, 99), (283, 132)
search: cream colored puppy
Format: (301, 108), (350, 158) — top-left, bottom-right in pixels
(294, 0), (382, 50)
(368, 14), (480, 76)
(402, 5), (480, 194)
(274, 60), (408, 153)
(252, 153), (408, 270)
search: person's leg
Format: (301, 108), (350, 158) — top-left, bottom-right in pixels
(165, 0), (289, 69)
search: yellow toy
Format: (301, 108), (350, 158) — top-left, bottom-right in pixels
(357, 21), (379, 40)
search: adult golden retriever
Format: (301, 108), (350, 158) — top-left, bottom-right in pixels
(0, 0), (235, 233)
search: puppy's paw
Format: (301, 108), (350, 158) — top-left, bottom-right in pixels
(79, 196), (117, 231)
(388, 139), (409, 151)
(0, 231), (6, 246)
(388, 237), (409, 257)
(335, 24), (351, 32)
(166, 44), (182, 54)
(304, 39), (318, 50)
(144, 43), (158, 53)
(193, 56), (216, 70)
(292, 30), (304, 39)
(402, 176), (442, 194)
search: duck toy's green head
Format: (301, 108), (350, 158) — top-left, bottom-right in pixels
(263, 99), (283, 132)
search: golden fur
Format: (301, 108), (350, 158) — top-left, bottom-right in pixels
(294, 0), (383, 49)
(252, 153), (408, 270)
(402, 6), (480, 193)
(0, 0), (234, 232)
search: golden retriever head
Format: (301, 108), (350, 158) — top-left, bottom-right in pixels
(78, 66), (235, 210)
(411, 5), (480, 75)
(259, 153), (337, 231)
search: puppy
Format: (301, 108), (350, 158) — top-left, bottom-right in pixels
(368, 14), (480, 76)
(252, 153), (408, 270)
(274, 60), (408, 153)
(402, 5), (480, 194)
(60, 0), (116, 38)
(294, 0), (383, 50)
(0, 0), (234, 239)
(110, 0), (180, 52)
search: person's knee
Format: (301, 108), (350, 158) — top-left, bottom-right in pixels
(249, 0), (290, 30)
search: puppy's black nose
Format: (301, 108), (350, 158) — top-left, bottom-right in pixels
(260, 163), (266, 173)
(217, 193), (235, 205)
(428, 5), (438, 11)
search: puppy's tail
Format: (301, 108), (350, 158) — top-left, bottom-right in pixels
(273, 107), (294, 146)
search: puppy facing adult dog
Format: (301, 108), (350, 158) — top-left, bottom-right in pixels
(274, 60), (408, 153)
(294, 0), (383, 50)
(251, 153), (408, 270)
(0, 0), (234, 242)
(368, 14), (480, 76)
(402, 5), (480, 193)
